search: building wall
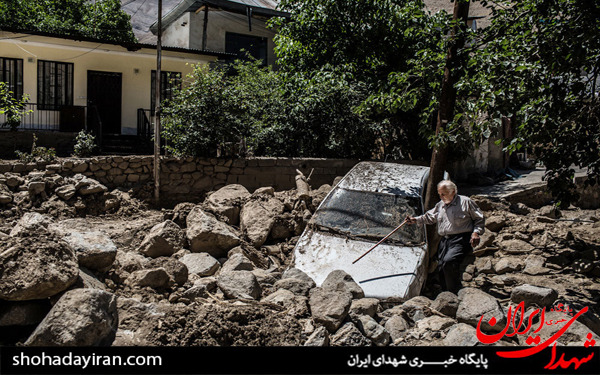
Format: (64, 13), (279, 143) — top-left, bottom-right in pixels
(188, 11), (276, 65)
(162, 13), (192, 48)
(0, 32), (215, 134)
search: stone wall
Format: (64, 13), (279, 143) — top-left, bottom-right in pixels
(0, 156), (361, 206)
(0, 131), (78, 158)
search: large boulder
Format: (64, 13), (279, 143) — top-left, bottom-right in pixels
(349, 298), (380, 318)
(217, 271), (262, 300)
(384, 315), (410, 343)
(321, 270), (365, 299)
(456, 288), (506, 333)
(221, 253), (254, 274)
(138, 220), (187, 258)
(205, 184), (250, 225)
(510, 284), (558, 308)
(308, 287), (352, 332)
(494, 257), (524, 274)
(0, 233), (79, 301)
(24, 289), (118, 346)
(180, 253), (220, 277)
(485, 216), (507, 233)
(262, 289), (309, 317)
(240, 196), (285, 247)
(186, 207), (240, 257)
(60, 230), (117, 271)
(431, 291), (459, 318)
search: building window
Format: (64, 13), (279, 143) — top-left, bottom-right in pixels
(225, 32), (267, 66)
(0, 57), (24, 99)
(151, 70), (182, 112)
(37, 60), (74, 110)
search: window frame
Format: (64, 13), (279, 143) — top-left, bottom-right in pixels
(37, 60), (74, 111)
(0, 57), (24, 99)
(225, 32), (268, 66)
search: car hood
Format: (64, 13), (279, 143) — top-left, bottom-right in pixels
(293, 228), (427, 299)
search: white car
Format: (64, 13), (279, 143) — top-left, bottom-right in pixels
(293, 161), (433, 299)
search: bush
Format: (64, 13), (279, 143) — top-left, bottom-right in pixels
(15, 134), (57, 163)
(73, 130), (97, 157)
(0, 82), (29, 131)
(161, 60), (382, 159)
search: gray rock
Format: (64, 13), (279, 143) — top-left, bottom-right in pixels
(330, 322), (372, 346)
(384, 315), (410, 343)
(485, 216), (507, 232)
(146, 257), (188, 286)
(61, 231), (117, 271)
(180, 277), (218, 301)
(55, 184), (76, 200)
(240, 196), (285, 247)
(443, 323), (479, 346)
(221, 253), (254, 273)
(321, 270), (365, 299)
(116, 251), (148, 273)
(274, 269), (316, 296)
(0, 300), (50, 326)
(138, 220), (186, 258)
(28, 181), (46, 195)
(474, 232), (496, 250)
(262, 289), (309, 317)
(24, 289), (118, 346)
(494, 257), (524, 274)
(350, 298), (379, 318)
(217, 271), (262, 300)
(474, 257), (494, 274)
(74, 267), (108, 291)
(355, 315), (390, 346)
(499, 239), (535, 254)
(0, 235), (79, 301)
(415, 315), (456, 332)
(308, 287), (352, 332)
(456, 288), (506, 333)
(510, 284), (558, 308)
(180, 253), (220, 277)
(9, 212), (53, 236)
(431, 291), (459, 318)
(126, 268), (171, 289)
(304, 326), (330, 346)
(186, 207), (240, 257)
(206, 184), (250, 225)
(524, 255), (550, 275)
(510, 202), (531, 215)
(0, 183), (12, 204)
(253, 187), (275, 196)
(539, 205), (561, 219)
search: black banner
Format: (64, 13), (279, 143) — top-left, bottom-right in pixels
(1, 346), (599, 374)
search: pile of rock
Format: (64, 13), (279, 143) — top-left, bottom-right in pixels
(1, 184), (599, 347)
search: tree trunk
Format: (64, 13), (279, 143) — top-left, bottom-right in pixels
(424, 0), (470, 259)
(424, 0), (471, 211)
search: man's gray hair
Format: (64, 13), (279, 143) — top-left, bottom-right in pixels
(437, 179), (457, 193)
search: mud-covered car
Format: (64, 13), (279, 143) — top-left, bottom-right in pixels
(293, 162), (432, 299)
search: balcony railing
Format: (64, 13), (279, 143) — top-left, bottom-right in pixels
(0, 103), (87, 132)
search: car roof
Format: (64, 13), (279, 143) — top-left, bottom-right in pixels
(336, 162), (430, 198)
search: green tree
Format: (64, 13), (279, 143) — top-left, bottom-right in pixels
(0, 0), (136, 43)
(462, 0), (600, 205)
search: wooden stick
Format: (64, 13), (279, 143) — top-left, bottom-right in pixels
(352, 219), (408, 264)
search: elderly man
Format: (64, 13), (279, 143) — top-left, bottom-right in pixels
(406, 180), (485, 294)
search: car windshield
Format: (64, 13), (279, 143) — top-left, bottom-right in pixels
(311, 187), (426, 245)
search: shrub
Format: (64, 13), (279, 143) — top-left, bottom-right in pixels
(15, 134), (57, 163)
(73, 130), (97, 157)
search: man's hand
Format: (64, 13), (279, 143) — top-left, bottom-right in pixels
(405, 216), (417, 225)
(470, 232), (480, 247)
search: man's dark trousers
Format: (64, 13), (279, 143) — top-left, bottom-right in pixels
(437, 232), (472, 294)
